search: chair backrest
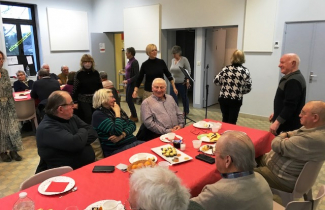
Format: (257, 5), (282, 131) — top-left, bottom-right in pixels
(20, 166), (73, 190)
(285, 185), (325, 210)
(14, 99), (36, 121)
(293, 161), (324, 198)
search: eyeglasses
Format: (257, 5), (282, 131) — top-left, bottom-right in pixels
(59, 101), (74, 107)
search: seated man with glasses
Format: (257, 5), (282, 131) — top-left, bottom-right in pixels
(191, 131), (273, 210)
(137, 78), (184, 141)
(255, 100), (325, 193)
(35, 91), (98, 173)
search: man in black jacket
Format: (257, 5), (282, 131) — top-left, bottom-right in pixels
(269, 53), (306, 135)
(35, 91), (98, 173)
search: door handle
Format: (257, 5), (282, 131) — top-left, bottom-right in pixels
(309, 71), (317, 83)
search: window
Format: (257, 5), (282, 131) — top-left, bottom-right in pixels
(1, 1), (40, 75)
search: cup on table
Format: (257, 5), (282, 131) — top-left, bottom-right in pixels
(211, 123), (222, 133)
(102, 200), (120, 210)
(180, 143), (186, 151)
(158, 161), (170, 169)
(137, 154), (147, 161)
(166, 132), (176, 141)
(192, 140), (202, 149)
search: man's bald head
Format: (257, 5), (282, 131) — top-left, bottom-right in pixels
(278, 53), (300, 75)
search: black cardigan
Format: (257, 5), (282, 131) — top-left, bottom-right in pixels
(13, 80), (34, 92)
(36, 114), (98, 172)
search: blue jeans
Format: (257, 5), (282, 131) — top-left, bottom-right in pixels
(170, 83), (189, 114)
(126, 83), (137, 117)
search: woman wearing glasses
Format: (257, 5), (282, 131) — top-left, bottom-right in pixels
(72, 54), (103, 124)
(0, 50), (23, 162)
(92, 89), (143, 157)
(13, 70), (34, 92)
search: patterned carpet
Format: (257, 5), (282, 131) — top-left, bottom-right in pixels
(0, 99), (324, 209)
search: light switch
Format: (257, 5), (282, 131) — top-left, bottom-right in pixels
(197, 61), (201, 66)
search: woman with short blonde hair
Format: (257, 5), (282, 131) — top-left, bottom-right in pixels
(213, 50), (252, 125)
(133, 44), (178, 100)
(92, 89), (143, 157)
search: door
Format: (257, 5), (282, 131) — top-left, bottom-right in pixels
(204, 28), (226, 107)
(90, 33), (116, 85)
(283, 22), (325, 102)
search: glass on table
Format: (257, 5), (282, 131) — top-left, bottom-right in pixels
(158, 161), (170, 169)
(192, 140), (202, 149)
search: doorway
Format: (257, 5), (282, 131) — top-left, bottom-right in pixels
(283, 21), (325, 102)
(204, 27), (238, 107)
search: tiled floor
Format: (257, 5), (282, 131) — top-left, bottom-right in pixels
(0, 99), (324, 209)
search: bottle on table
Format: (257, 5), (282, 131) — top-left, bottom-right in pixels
(25, 66), (30, 76)
(12, 192), (35, 210)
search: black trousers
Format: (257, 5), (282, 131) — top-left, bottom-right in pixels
(78, 101), (94, 124)
(219, 98), (242, 125)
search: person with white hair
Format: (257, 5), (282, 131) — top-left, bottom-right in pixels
(191, 131), (273, 210)
(138, 78), (184, 141)
(40, 63), (59, 81)
(13, 70), (34, 92)
(129, 167), (204, 210)
(92, 89), (143, 157)
(58, 65), (69, 85)
(269, 53), (306, 135)
(102, 80), (120, 106)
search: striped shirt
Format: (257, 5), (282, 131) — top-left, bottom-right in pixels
(92, 109), (136, 147)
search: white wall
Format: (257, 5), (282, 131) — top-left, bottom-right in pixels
(0, 0), (93, 75)
(242, 0), (325, 117)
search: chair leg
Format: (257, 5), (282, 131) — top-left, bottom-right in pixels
(33, 117), (38, 129)
(304, 190), (313, 201)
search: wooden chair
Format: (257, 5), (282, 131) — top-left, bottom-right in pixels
(20, 166), (73, 190)
(273, 185), (325, 210)
(271, 161), (324, 206)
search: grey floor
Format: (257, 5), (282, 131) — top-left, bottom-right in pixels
(0, 97), (324, 209)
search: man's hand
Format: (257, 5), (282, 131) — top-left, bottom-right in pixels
(270, 120), (280, 135)
(173, 87), (178, 95)
(108, 135), (123, 143)
(269, 113), (274, 122)
(123, 80), (128, 84)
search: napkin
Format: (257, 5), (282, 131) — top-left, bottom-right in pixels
(45, 181), (70, 192)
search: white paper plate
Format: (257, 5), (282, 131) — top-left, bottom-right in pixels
(38, 176), (75, 195)
(197, 133), (220, 143)
(159, 134), (183, 143)
(151, 145), (193, 165)
(193, 122), (213, 129)
(14, 95), (28, 99)
(200, 144), (216, 155)
(129, 153), (158, 163)
(84, 200), (124, 210)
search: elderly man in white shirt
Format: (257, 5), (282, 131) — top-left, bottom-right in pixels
(139, 78), (184, 141)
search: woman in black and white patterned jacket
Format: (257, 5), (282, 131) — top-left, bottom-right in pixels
(213, 50), (252, 125)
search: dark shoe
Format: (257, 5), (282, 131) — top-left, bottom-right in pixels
(9, 151), (22, 161)
(129, 116), (139, 122)
(0, 152), (12, 162)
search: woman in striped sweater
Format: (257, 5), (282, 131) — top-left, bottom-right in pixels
(92, 89), (143, 157)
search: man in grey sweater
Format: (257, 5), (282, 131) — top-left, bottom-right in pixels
(255, 100), (325, 192)
(191, 131), (273, 210)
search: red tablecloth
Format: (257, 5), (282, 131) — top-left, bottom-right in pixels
(0, 120), (274, 209)
(13, 91), (32, 101)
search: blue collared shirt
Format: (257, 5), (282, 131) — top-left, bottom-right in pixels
(221, 171), (254, 179)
